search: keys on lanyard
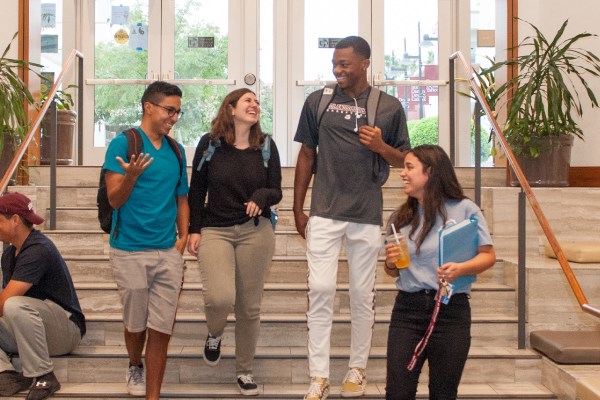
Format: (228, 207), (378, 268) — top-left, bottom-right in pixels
(440, 279), (454, 305)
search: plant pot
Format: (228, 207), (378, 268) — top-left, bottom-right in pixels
(40, 109), (77, 165)
(509, 135), (574, 187)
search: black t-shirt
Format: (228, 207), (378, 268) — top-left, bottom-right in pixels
(1, 229), (86, 337)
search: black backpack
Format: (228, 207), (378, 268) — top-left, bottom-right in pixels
(97, 128), (184, 236)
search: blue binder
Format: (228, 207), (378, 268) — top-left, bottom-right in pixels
(438, 217), (479, 292)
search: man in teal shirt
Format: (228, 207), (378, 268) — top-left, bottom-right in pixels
(103, 81), (189, 400)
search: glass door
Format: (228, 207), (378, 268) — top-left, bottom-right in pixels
(288, 0), (473, 166)
(80, 0), (478, 166)
(287, 0), (455, 165)
(81, 0), (256, 165)
(287, 0), (362, 163)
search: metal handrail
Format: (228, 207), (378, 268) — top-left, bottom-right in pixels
(449, 51), (600, 321)
(1, 49), (84, 230)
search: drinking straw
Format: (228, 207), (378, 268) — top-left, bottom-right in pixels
(391, 223), (401, 245)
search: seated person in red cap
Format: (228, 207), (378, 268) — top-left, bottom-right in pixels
(0, 192), (86, 400)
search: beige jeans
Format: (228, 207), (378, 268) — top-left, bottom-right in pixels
(198, 217), (275, 375)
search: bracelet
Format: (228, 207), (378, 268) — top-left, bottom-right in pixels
(384, 262), (397, 271)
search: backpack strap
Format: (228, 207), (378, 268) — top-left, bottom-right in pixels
(111, 128), (143, 238)
(363, 87), (387, 184)
(164, 135), (184, 188)
(197, 137), (220, 171)
(316, 83), (337, 129)
(123, 128), (143, 160)
(366, 87), (381, 127)
(261, 136), (271, 168)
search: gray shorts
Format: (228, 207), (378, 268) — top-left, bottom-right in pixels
(109, 247), (185, 335)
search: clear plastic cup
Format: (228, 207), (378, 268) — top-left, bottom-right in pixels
(385, 234), (411, 269)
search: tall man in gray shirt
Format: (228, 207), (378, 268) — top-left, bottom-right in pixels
(293, 36), (410, 400)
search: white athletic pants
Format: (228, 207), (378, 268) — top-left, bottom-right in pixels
(305, 216), (381, 378)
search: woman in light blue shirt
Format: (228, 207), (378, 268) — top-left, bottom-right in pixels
(383, 145), (496, 400)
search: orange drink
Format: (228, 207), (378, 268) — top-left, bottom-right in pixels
(386, 234), (411, 269)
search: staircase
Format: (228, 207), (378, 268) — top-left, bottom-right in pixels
(2, 165), (566, 399)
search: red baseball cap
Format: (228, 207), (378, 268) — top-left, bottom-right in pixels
(0, 192), (45, 225)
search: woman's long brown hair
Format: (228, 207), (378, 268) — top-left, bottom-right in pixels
(389, 145), (466, 253)
(209, 88), (265, 148)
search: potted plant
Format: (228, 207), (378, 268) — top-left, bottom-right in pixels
(478, 19), (600, 186)
(39, 83), (78, 165)
(0, 32), (41, 177)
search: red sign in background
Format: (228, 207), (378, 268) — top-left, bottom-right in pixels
(399, 65), (439, 111)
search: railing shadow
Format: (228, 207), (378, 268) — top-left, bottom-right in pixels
(0, 49), (84, 230)
(449, 51), (600, 349)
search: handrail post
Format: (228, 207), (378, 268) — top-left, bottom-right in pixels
(49, 100), (57, 230)
(77, 57), (84, 165)
(474, 102), (482, 207)
(518, 190), (527, 349)
(449, 58), (456, 165)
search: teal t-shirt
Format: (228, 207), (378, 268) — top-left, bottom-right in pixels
(103, 128), (189, 251)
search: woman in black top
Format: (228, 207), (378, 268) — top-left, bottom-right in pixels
(187, 88), (282, 396)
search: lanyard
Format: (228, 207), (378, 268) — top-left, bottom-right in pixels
(406, 281), (444, 371)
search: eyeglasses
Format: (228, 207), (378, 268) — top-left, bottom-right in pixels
(148, 102), (184, 118)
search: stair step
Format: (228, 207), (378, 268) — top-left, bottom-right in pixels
(81, 312), (519, 348)
(4, 381), (557, 399)
(9, 346), (541, 386)
(73, 281), (516, 315)
(59, 252), (514, 291)
(27, 165), (508, 188)
(43, 207), (399, 231)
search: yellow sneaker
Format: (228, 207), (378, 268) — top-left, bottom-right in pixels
(341, 367), (367, 397)
(304, 376), (330, 400)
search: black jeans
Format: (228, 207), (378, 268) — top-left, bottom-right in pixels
(385, 290), (471, 400)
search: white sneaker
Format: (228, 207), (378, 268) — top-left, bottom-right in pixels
(126, 365), (146, 396)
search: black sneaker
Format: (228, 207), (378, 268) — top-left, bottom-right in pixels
(203, 334), (222, 366)
(0, 370), (33, 396)
(237, 374), (259, 396)
(26, 371), (60, 400)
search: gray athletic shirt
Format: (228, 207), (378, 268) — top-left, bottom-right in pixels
(294, 85), (410, 225)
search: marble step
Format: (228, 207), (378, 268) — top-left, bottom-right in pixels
(64, 257), (396, 284)
(39, 209), (553, 258)
(11, 346), (542, 386)
(62, 255), (510, 287)
(42, 230), (359, 257)
(41, 228), (513, 279)
(2, 382), (557, 399)
(73, 282), (516, 315)
(20, 186), (495, 217)
(82, 312), (519, 348)
(27, 165), (508, 188)
(23, 186), (408, 211)
(40, 206), (403, 232)
(15, 184), (600, 245)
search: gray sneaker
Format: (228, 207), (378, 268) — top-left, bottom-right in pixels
(126, 365), (145, 396)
